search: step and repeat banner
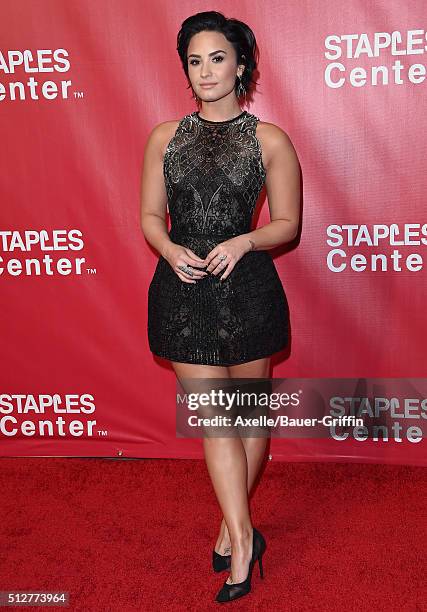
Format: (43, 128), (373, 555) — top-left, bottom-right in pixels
(1, 1), (426, 465)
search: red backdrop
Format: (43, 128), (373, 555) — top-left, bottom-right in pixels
(1, 1), (426, 465)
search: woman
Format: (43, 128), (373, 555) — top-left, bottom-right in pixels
(140, 11), (300, 603)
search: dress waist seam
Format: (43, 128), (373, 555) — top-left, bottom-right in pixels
(169, 231), (247, 237)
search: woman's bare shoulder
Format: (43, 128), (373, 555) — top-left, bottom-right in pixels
(255, 120), (297, 168)
(256, 120), (294, 148)
(145, 119), (182, 157)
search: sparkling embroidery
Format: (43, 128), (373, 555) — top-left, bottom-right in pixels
(148, 110), (289, 365)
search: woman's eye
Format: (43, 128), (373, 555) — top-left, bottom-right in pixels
(189, 56), (224, 66)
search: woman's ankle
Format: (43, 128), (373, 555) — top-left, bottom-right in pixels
(220, 518), (230, 538)
(216, 519), (231, 552)
(229, 524), (253, 548)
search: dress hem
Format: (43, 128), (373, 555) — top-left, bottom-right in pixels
(149, 343), (288, 367)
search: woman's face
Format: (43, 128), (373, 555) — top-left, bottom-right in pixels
(187, 30), (243, 103)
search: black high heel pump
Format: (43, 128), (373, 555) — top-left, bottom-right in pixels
(212, 548), (232, 572)
(215, 527), (266, 603)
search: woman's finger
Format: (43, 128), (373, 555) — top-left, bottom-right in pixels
(186, 259), (208, 268)
(176, 270), (196, 284)
(219, 262), (234, 281)
(208, 254), (231, 275)
(176, 261), (207, 280)
(180, 260), (208, 278)
(203, 250), (219, 268)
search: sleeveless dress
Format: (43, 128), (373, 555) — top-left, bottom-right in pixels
(147, 109), (289, 366)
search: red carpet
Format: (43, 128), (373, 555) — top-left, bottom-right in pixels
(0, 458), (425, 611)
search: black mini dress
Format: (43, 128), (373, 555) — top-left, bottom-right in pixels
(147, 110), (289, 366)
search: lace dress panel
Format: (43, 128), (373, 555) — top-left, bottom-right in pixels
(148, 110), (289, 365)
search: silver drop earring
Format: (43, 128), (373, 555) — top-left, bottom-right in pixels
(237, 74), (246, 98)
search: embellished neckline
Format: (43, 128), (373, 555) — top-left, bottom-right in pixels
(194, 110), (247, 125)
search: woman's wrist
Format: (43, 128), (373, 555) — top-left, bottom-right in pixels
(160, 239), (175, 260)
(242, 235), (255, 253)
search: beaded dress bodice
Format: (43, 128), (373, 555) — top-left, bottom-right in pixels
(147, 109), (289, 366)
(163, 110), (266, 248)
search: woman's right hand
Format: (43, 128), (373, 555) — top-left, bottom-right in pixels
(163, 243), (208, 284)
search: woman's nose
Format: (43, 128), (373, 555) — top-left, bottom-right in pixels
(200, 65), (212, 78)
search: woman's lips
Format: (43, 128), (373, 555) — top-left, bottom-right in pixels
(200, 83), (217, 88)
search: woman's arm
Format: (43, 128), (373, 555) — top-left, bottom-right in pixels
(140, 120), (208, 283)
(241, 123), (301, 252)
(140, 122), (177, 259)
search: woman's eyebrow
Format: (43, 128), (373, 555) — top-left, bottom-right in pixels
(188, 49), (227, 58)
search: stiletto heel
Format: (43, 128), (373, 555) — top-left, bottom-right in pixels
(215, 527), (266, 603)
(258, 554), (264, 578)
(212, 548), (231, 572)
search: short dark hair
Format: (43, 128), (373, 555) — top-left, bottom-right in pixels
(177, 11), (259, 101)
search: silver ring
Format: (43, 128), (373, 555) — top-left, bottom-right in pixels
(177, 264), (194, 276)
(218, 254), (227, 261)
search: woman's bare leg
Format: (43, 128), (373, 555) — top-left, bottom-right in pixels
(171, 360), (234, 557)
(171, 359), (259, 583)
(215, 357), (271, 556)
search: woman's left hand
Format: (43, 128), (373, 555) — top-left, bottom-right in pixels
(203, 235), (253, 281)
